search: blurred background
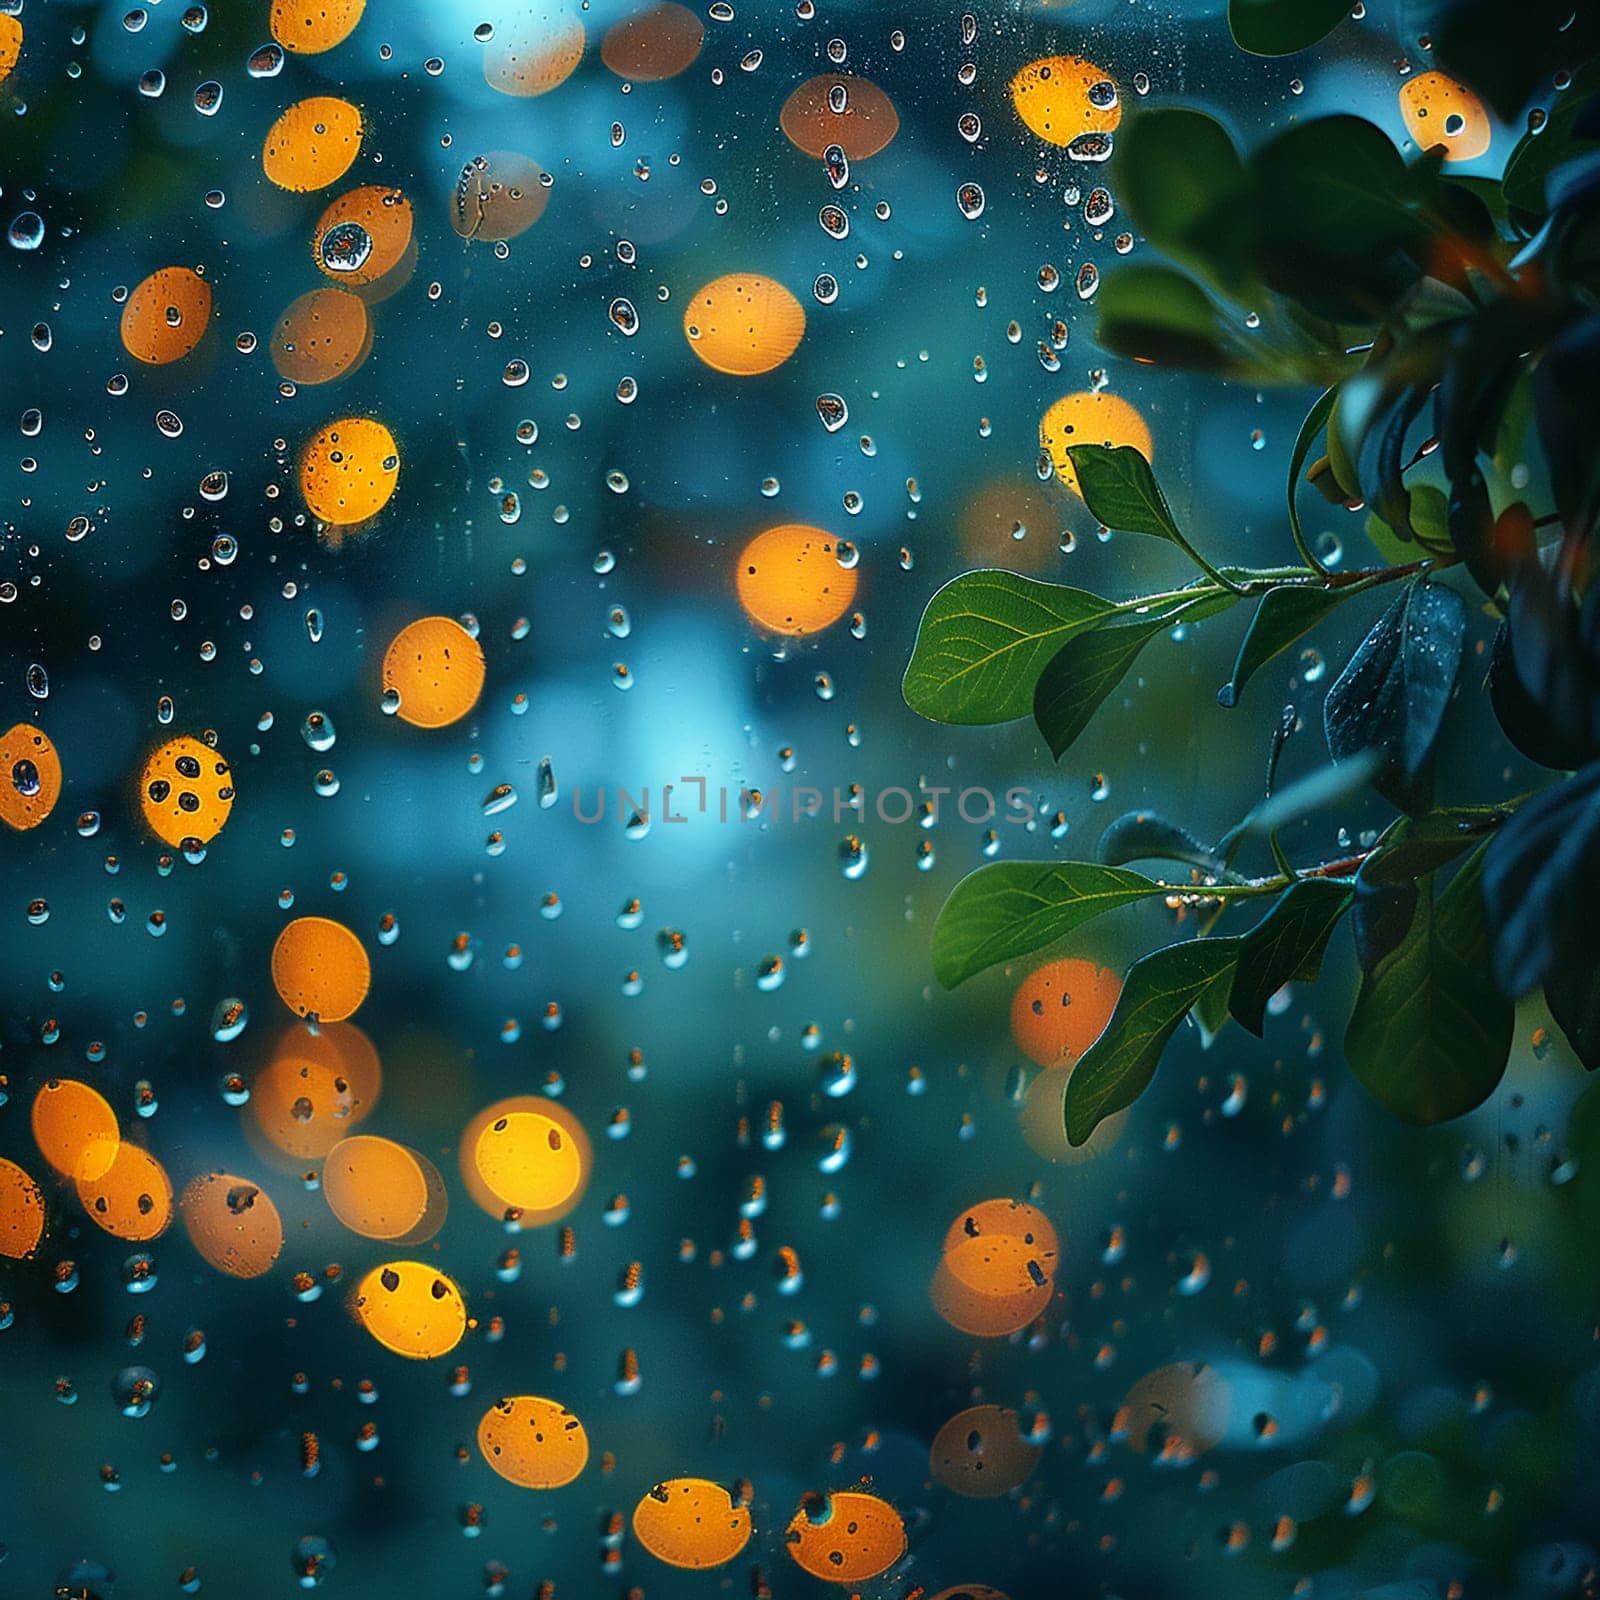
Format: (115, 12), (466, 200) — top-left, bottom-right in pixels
(3, 0), (1599, 1596)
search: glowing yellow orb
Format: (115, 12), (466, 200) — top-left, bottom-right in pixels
(262, 97), (364, 193)
(459, 1096), (591, 1226)
(323, 1135), (447, 1242)
(120, 267), (212, 365)
(1, 723), (62, 832)
(271, 916), (371, 1024)
(0, 1156), (45, 1260)
(77, 1142), (173, 1242)
(138, 734), (234, 847)
(632, 1478), (753, 1569)
(270, 0), (365, 54)
(477, 1394), (589, 1487)
(31, 1079), (120, 1184)
(354, 1261), (467, 1358)
(1399, 71), (1491, 163)
(784, 1490), (906, 1583)
(736, 525), (857, 636)
(1010, 56), (1121, 146)
(299, 416), (399, 525)
(683, 274), (806, 376)
(381, 616), (486, 729)
(474, 1111), (584, 1213)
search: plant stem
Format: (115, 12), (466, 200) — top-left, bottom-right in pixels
(1113, 555), (1455, 619)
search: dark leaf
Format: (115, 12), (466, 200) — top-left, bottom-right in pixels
(1064, 938), (1243, 1145)
(1483, 763), (1600, 1006)
(1323, 577), (1467, 815)
(1489, 614), (1600, 772)
(1351, 873), (1420, 977)
(1229, 0), (1350, 57)
(932, 860), (1170, 989)
(1495, 569), (1600, 770)
(1098, 811), (1222, 874)
(902, 570), (1118, 725)
(1095, 265), (1244, 373)
(1434, 303), (1539, 592)
(1534, 311), (1600, 541)
(1436, 0), (1600, 123)
(1034, 616), (1168, 759)
(1345, 842), (1514, 1124)
(1219, 583), (1353, 707)
(1502, 61), (1600, 215)
(1547, 958), (1600, 1071)
(1229, 878), (1353, 1035)
(1248, 118), (1444, 321)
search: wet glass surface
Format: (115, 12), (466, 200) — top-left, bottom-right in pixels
(2, 2), (1597, 1598)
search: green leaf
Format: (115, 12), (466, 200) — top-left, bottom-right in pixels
(1247, 117), (1447, 321)
(1095, 264), (1245, 372)
(902, 570), (1117, 725)
(1192, 950), (1237, 1047)
(1229, 0), (1351, 56)
(1229, 879), (1353, 1035)
(1112, 109), (1251, 292)
(1066, 443), (1183, 542)
(1064, 938), (1243, 1145)
(1218, 583), (1353, 708)
(1098, 811), (1222, 874)
(1344, 843), (1514, 1124)
(1360, 804), (1511, 887)
(1502, 59), (1600, 215)
(932, 860), (1170, 990)
(1287, 386), (1339, 567)
(1033, 615), (1169, 759)
(1323, 577), (1467, 816)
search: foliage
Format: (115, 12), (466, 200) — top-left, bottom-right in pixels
(903, 7), (1600, 1144)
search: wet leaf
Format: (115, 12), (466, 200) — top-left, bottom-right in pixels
(1361, 804), (1513, 887)
(1345, 843), (1513, 1124)
(1229, 878), (1352, 1035)
(1323, 577), (1467, 816)
(1484, 765), (1600, 1069)
(1219, 583), (1353, 707)
(1064, 938), (1243, 1145)
(1502, 60), (1600, 215)
(932, 860), (1170, 990)
(902, 570), (1117, 725)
